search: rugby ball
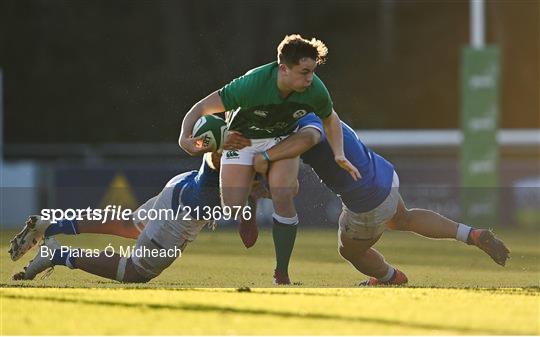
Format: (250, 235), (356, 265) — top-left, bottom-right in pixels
(192, 115), (227, 151)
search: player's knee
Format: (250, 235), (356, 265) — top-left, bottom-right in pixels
(338, 239), (373, 261)
(338, 244), (356, 261)
(338, 245), (374, 267)
(269, 184), (296, 201)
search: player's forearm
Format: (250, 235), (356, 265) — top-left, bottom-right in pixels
(322, 110), (345, 158)
(266, 129), (322, 161)
(179, 91), (226, 145)
(179, 104), (204, 141)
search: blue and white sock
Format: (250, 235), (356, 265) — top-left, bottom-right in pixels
(51, 248), (80, 269)
(44, 219), (79, 237)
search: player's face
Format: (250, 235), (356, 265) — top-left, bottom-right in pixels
(283, 57), (317, 92)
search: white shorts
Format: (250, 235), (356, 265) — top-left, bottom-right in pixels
(130, 172), (210, 279)
(339, 171), (400, 240)
(221, 135), (288, 166)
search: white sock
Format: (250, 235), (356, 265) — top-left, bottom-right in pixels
(456, 223), (472, 243)
(272, 213), (298, 226)
(379, 265), (395, 282)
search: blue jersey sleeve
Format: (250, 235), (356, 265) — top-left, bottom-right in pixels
(297, 113), (326, 142)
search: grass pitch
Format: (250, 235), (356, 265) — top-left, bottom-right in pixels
(1, 228), (539, 335)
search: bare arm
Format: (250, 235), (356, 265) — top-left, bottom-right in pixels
(322, 110), (361, 180)
(268, 128), (322, 160)
(253, 128), (322, 175)
(321, 110), (345, 158)
(179, 90), (226, 155)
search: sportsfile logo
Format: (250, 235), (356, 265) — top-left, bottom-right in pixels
(39, 205), (252, 223)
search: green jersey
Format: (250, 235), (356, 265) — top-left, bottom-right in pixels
(219, 61), (333, 139)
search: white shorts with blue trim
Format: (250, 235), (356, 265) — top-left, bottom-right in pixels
(221, 135), (288, 166)
(339, 171), (400, 240)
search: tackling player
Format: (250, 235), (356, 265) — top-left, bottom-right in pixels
(178, 34), (360, 284)
(229, 113), (510, 285)
(9, 152), (262, 282)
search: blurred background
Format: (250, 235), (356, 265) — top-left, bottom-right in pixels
(0, 0), (538, 228)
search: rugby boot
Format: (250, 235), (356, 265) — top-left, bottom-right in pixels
(272, 269), (291, 285)
(467, 228), (510, 266)
(9, 215), (51, 261)
(359, 268), (408, 286)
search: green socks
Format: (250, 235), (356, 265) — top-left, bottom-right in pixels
(272, 214), (299, 275)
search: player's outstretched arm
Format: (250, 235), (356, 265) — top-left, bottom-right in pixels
(322, 110), (361, 180)
(179, 90), (226, 155)
(253, 127), (322, 175)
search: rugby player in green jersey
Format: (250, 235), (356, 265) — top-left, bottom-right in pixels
(179, 34), (359, 284)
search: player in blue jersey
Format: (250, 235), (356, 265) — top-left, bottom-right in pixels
(228, 113), (510, 285)
(9, 151), (263, 282)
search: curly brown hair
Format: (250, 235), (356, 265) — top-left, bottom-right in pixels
(277, 34), (328, 67)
